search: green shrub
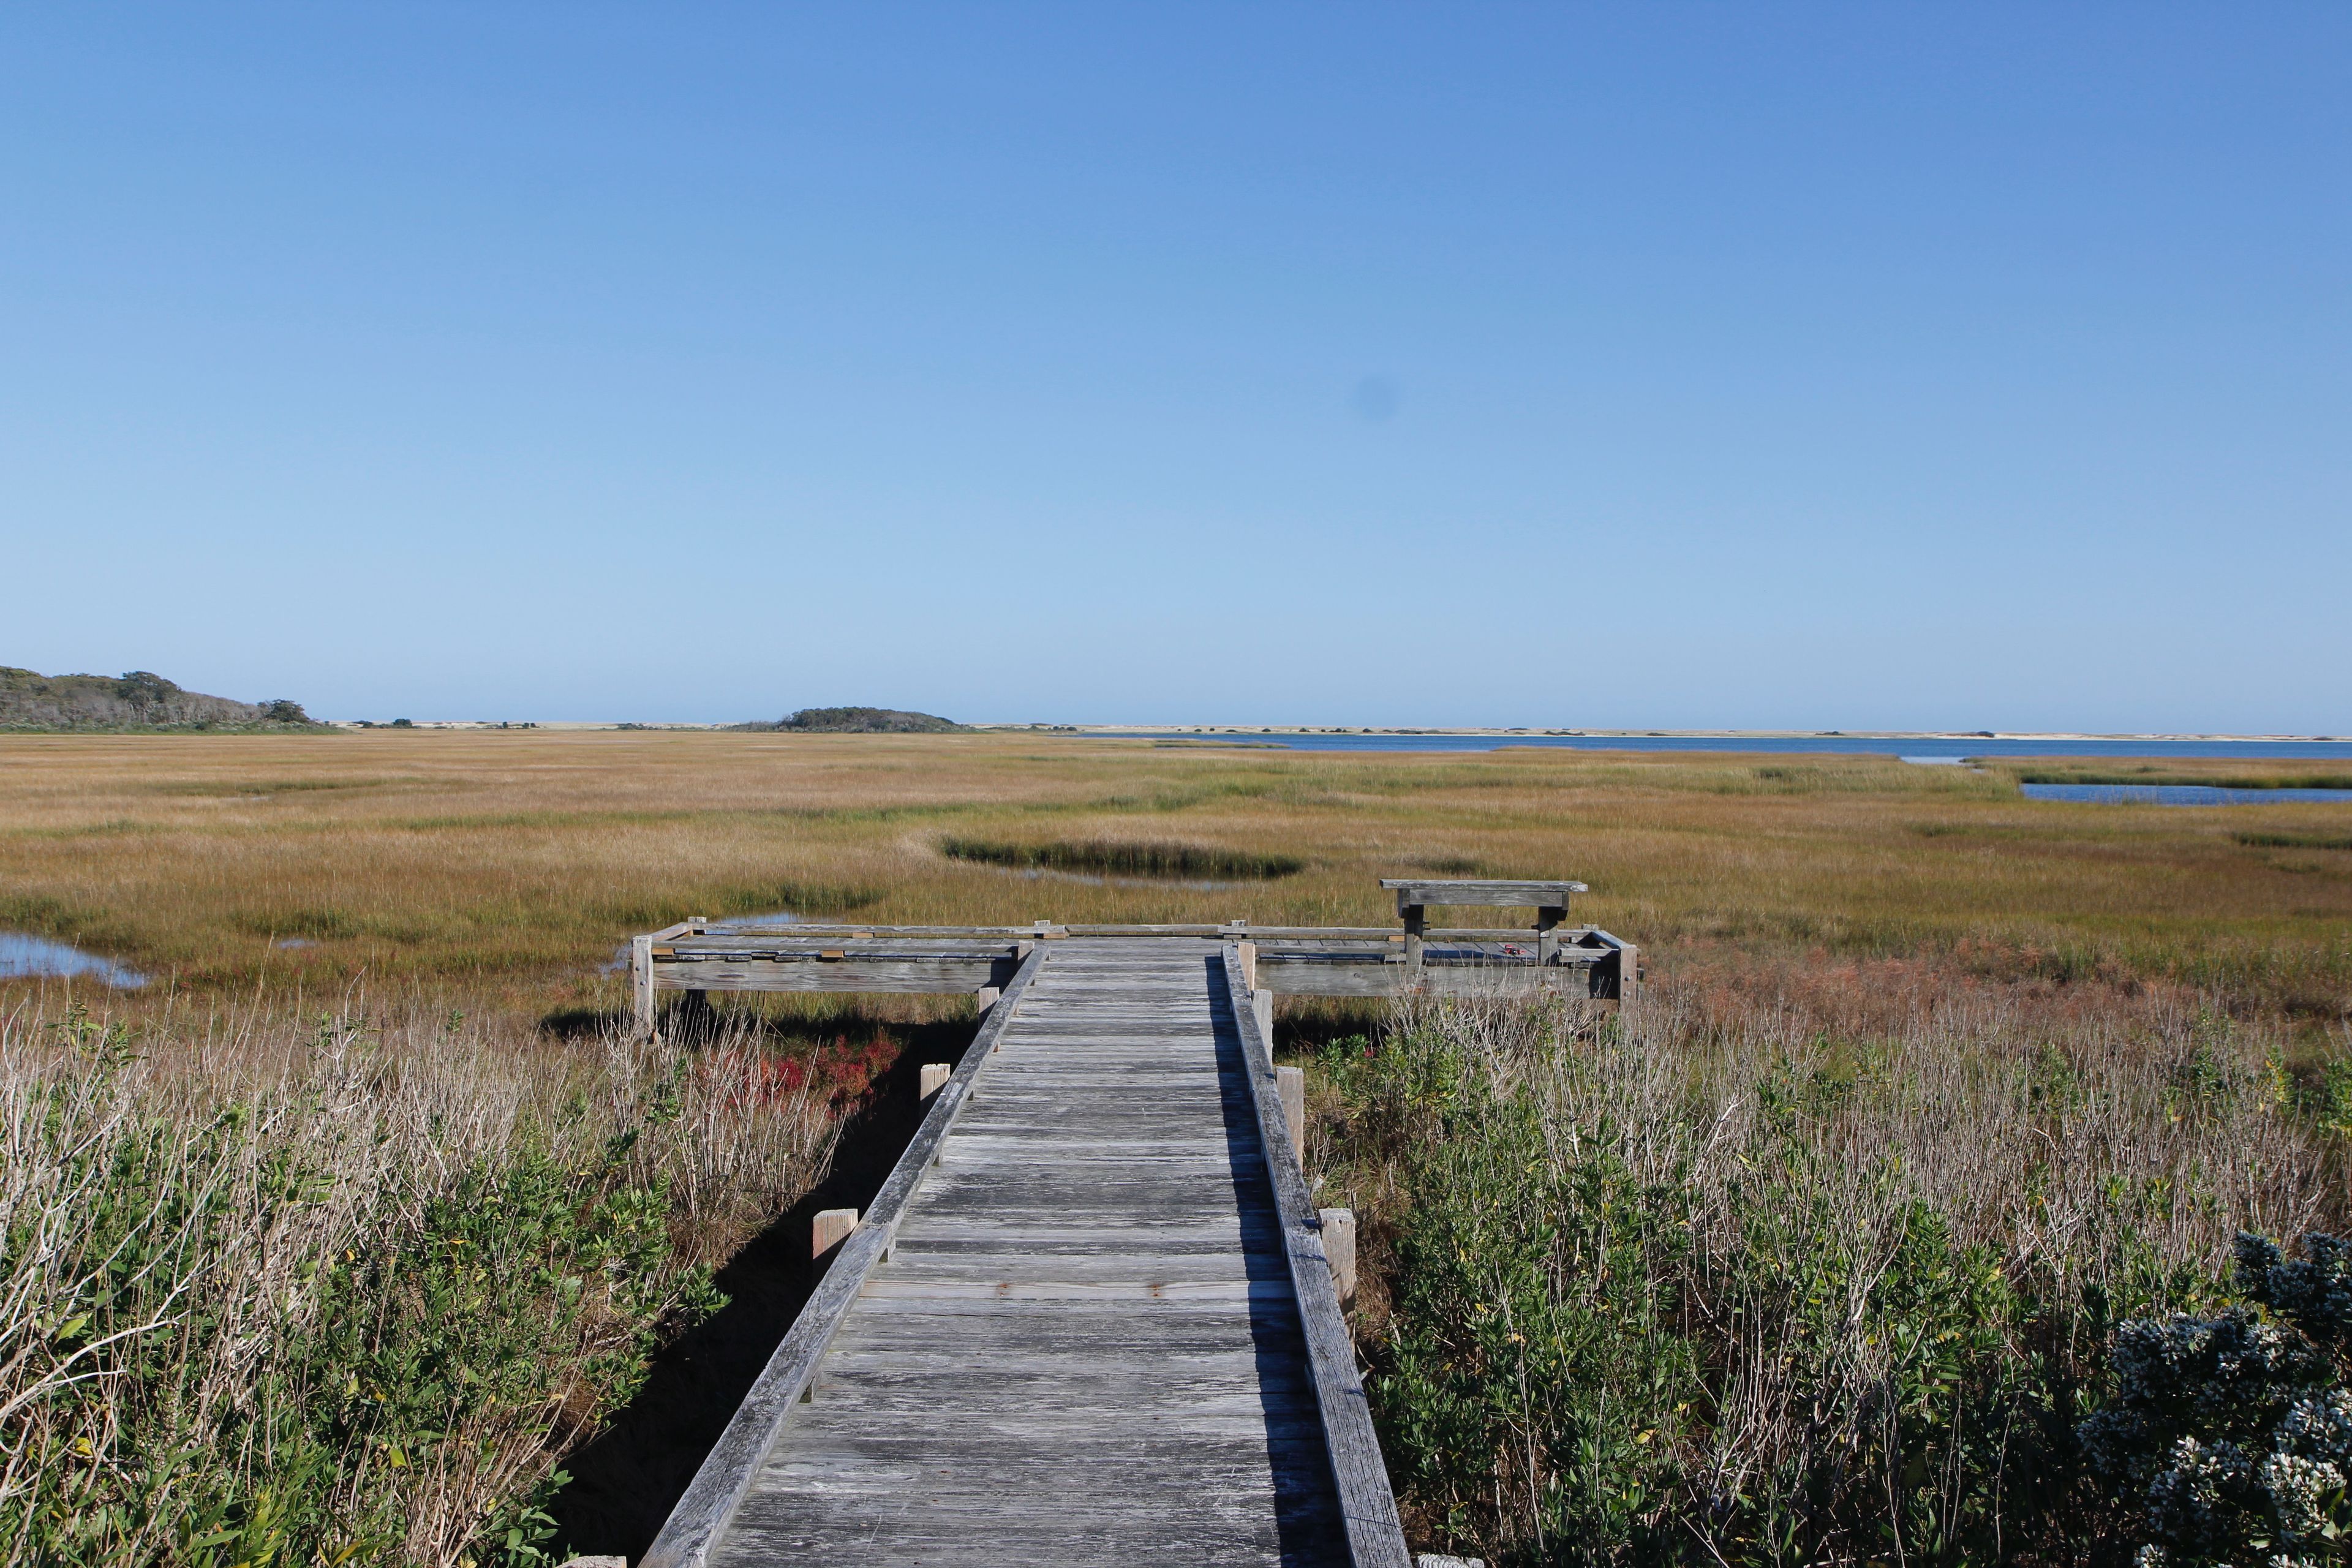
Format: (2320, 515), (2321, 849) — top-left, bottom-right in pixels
(1317, 991), (2334, 1566)
(0, 1003), (829, 1567)
(2081, 1234), (2352, 1568)
(1360, 1031), (1698, 1558)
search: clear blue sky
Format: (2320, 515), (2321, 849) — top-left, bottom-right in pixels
(4, 6), (2346, 731)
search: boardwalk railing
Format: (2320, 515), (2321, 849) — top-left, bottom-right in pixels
(630, 879), (1637, 1040)
(1221, 940), (1411, 1567)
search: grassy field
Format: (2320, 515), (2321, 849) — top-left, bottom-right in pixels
(2, 729), (2347, 1024)
(6, 729), (2348, 1564)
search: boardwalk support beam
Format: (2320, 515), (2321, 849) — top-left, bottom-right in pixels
(1321, 1207), (1358, 1305)
(1277, 1065), (1306, 1164)
(812, 1208), (859, 1257)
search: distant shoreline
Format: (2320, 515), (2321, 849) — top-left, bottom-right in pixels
(317, 720), (2344, 744)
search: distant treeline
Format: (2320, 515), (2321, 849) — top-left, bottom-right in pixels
(732, 706), (967, 734)
(0, 666), (324, 733)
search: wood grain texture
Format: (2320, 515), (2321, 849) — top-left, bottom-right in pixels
(631, 935), (655, 1039)
(655, 940), (1400, 1568)
(1379, 878), (1586, 908)
(1220, 944), (1413, 1568)
(639, 946), (1047, 1568)
(650, 955), (1014, 994)
(812, 1208), (859, 1258)
(1253, 953), (1604, 999)
(1319, 1209), (1357, 1305)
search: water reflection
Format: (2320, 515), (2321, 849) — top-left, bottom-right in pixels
(0, 932), (148, 988)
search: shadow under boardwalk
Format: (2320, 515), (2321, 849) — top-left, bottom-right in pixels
(709, 940), (1346, 1566)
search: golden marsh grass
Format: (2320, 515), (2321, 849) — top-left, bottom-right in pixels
(1, 729), (2346, 1021)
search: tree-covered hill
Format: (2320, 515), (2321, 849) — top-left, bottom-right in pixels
(0, 666), (323, 731)
(734, 706), (967, 734)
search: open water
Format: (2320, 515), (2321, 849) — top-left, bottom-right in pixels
(0, 932), (148, 988)
(1116, 733), (2352, 761)
(2021, 784), (2352, 806)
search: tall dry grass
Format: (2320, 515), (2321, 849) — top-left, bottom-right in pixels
(2, 731), (2346, 1021)
(0, 994), (841, 1566)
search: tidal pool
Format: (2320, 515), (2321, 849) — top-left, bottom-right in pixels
(0, 932), (148, 988)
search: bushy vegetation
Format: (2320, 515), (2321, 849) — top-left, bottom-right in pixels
(0, 1000), (845, 1566)
(0, 667), (326, 732)
(2082, 1234), (2352, 1568)
(1309, 986), (2350, 1566)
(747, 707), (965, 733)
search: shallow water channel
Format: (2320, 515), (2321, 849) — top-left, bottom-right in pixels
(2019, 783), (2352, 806)
(0, 932), (148, 988)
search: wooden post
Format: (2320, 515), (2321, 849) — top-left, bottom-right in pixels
(1319, 1207), (1357, 1305)
(919, 1063), (950, 1100)
(812, 1208), (859, 1258)
(1235, 940), (1258, 992)
(977, 984), (1004, 1050)
(686, 914), (710, 1017)
(1535, 904), (1564, 968)
(1276, 1065), (1305, 1164)
(1252, 987), (1273, 1052)
(631, 934), (655, 1041)
(1398, 895), (1426, 979)
(1615, 941), (1641, 1023)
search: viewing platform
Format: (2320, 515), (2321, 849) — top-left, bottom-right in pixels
(628, 884), (1629, 1567)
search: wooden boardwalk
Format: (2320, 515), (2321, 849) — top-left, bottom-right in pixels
(645, 940), (1408, 1567)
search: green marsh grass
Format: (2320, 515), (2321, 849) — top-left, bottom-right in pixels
(938, 835), (1305, 880)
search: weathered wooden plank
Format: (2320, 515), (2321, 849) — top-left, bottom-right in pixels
(1321, 1208), (1358, 1304)
(630, 935), (655, 1040)
(776, 943), (1346, 1562)
(1221, 944), (1412, 1568)
(1255, 956), (1604, 998)
(811, 1208), (858, 1257)
(638, 944), (1047, 1568)
(1379, 877), (1587, 907)
(703, 922), (1058, 938)
(659, 938), (1405, 1567)
(683, 922), (1559, 943)
(650, 956), (1012, 993)
(665, 938), (1024, 956)
(1276, 1063), (1305, 1163)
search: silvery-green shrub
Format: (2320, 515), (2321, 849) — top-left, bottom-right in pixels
(2082, 1234), (2352, 1567)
